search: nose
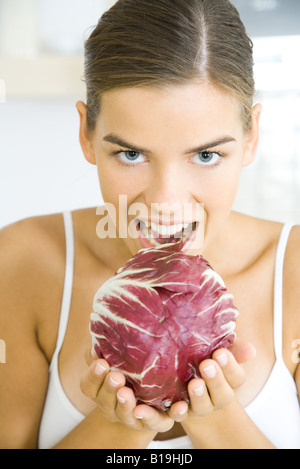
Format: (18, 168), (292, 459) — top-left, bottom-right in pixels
(144, 163), (193, 219)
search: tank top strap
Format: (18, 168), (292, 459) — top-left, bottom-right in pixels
(50, 211), (75, 371)
(273, 222), (294, 362)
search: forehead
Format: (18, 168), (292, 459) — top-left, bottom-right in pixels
(97, 82), (243, 144)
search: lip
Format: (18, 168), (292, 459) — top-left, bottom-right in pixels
(138, 227), (159, 249)
(180, 224), (198, 253)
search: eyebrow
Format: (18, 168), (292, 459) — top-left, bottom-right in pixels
(103, 134), (150, 154)
(103, 133), (236, 155)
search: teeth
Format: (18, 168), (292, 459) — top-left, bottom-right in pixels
(140, 220), (193, 239)
(150, 222), (187, 237)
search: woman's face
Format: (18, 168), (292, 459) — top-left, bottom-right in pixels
(78, 82), (261, 257)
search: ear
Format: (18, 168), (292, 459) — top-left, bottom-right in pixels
(242, 103), (262, 167)
(76, 101), (96, 165)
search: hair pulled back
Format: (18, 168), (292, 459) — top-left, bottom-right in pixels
(84, 0), (255, 131)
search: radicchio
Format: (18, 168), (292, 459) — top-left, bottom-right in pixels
(90, 244), (239, 411)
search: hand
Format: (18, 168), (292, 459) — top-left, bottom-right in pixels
(80, 339), (255, 430)
(168, 339), (256, 420)
(80, 349), (175, 433)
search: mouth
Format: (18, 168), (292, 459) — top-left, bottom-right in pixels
(135, 219), (199, 250)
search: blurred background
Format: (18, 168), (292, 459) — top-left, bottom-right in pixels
(0, 0), (300, 228)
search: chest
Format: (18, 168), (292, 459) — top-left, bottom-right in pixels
(56, 249), (279, 420)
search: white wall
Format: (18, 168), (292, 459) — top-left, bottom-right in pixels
(1, 1), (300, 228)
(0, 0), (115, 227)
(0, 98), (102, 227)
(234, 89), (300, 224)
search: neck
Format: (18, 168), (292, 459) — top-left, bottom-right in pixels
(201, 211), (238, 275)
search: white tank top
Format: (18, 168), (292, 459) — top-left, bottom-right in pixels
(38, 212), (300, 449)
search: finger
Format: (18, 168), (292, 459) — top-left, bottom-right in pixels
(168, 401), (189, 422)
(80, 359), (109, 399)
(229, 338), (256, 364)
(199, 359), (235, 409)
(97, 371), (127, 411)
(133, 405), (174, 433)
(187, 378), (214, 416)
(115, 387), (140, 426)
(213, 349), (245, 390)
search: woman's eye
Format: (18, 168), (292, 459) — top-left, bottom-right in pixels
(118, 151), (146, 165)
(192, 151), (222, 166)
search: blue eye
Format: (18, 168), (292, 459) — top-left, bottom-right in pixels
(118, 151), (146, 165)
(193, 151), (222, 166)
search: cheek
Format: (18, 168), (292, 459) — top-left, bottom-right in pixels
(96, 161), (146, 212)
(96, 161), (124, 201)
(201, 166), (241, 210)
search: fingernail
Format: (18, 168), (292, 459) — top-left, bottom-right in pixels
(193, 383), (205, 396)
(117, 393), (126, 404)
(94, 362), (107, 376)
(203, 365), (216, 379)
(177, 408), (187, 415)
(109, 376), (121, 387)
(135, 415), (143, 420)
(215, 352), (228, 367)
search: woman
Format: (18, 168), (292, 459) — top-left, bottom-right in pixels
(0, 0), (299, 449)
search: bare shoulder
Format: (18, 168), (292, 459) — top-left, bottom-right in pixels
(0, 213), (66, 295)
(285, 224), (300, 259)
(232, 211), (283, 239)
(232, 213), (300, 373)
(283, 223), (300, 301)
(0, 213), (65, 265)
(0, 213), (67, 447)
(0, 213), (66, 360)
(283, 224), (300, 334)
(286, 226), (300, 391)
(229, 212), (283, 270)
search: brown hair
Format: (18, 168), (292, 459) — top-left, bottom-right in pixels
(84, 0), (255, 132)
